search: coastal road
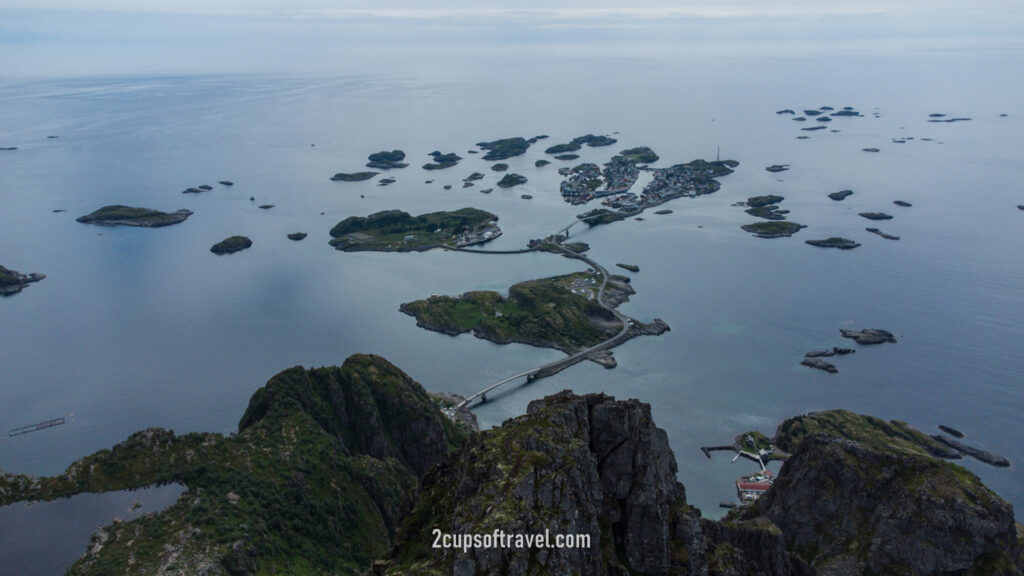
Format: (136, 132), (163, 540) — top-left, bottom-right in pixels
(456, 228), (633, 409)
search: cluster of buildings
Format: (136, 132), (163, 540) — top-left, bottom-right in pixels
(454, 222), (502, 247)
(558, 159), (640, 205)
(639, 163), (720, 205)
(601, 192), (640, 211)
(559, 163), (604, 204)
(736, 470), (775, 504)
(601, 157), (639, 195)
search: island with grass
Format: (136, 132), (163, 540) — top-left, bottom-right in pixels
(328, 207), (500, 252)
(76, 205), (194, 227)
(399, 272), (626, 354)
(210, 236), (253, 254)
(330, 171), (379, 182)
(741, 220), (806, 238)
(475, 137), (530, 160)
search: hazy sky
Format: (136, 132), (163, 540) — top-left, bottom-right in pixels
(3, 0), (1021, 17)
(1, 0), (1021, 76)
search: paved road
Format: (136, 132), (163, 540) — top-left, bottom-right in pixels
(456, 227), (633, 409)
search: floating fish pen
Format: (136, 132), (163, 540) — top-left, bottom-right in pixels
(9, 417), (65, 437)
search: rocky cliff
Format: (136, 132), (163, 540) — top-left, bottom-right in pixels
(381, 391), (706, 576)
(738, 412), (1024, 575)
(380, 397), (1023, 576)
(2, 360), (1021, 576)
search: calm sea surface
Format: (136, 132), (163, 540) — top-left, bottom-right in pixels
(1, 37), (1022, 568)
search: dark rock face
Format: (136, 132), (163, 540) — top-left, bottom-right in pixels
(744, 435), (1023, 575)
(866, 227), (900, 240)
(840, 328), (896, 344)
(384, 392), (706, 576)
(701, 518), (806, 576)
(800, 358), (838, 373)
(931, 434), (1011, 467)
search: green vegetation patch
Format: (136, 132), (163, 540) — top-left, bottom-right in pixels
(496, 173), (527, 188)
(76, 205), (193, 227)
(613, 146), (659, 164)
(476, 137), (530, 161)
(399, 272), (620, 353)
(331, 171), (379, 181)
(773, 410), (958, 459)
(579, 208), (628, 226)
(740, 221), (805, 238)
(746, 195), (784, 208)
(328, 208), (498, 252)
(543, 134), (617, 154)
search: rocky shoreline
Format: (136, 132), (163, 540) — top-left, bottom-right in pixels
(0, 265), (46, 296)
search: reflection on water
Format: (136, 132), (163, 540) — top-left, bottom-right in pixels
(0, 484), (185, 576)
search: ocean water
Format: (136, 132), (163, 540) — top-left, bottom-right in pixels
(1, 24), (1022, 568)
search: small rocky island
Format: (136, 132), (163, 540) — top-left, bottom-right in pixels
(330, 171), (378, 182)
(800, 357), (839, 373)
(743, 195), (788, 220)
(365, 150), (407, 169)
(840, 328), (897, 344)
(805, 237), (860, 249)
(828, 189), (854, 201)
(422, 151), (462, 170)
(741, 221), (806, 238)
(210, 236), (253, 254)
(0, 265), (45, 296)
(328, 207), (500, 252)
(860, 212), (894, 220)
(866, 227), (900, 240)
(496, 173), (527, 188)
(476, 137), (530, 160)
(76, 205), (193, 227)
(287, 232), (307, 241)
(543, 133), (617, 154)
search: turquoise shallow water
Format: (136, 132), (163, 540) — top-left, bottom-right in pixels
(0, 39), (1022, 568)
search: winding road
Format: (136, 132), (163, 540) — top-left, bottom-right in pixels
(455, 218), (635, 410)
